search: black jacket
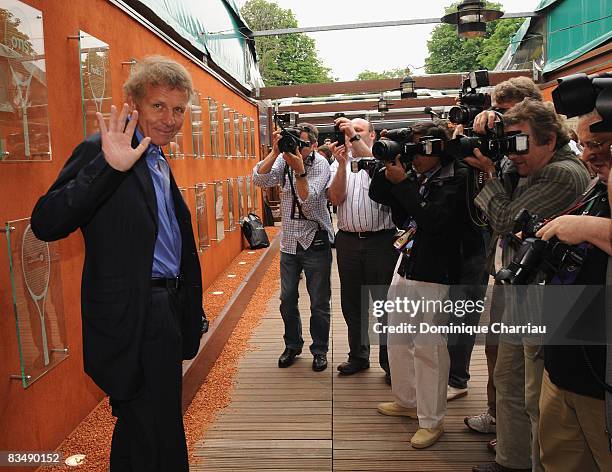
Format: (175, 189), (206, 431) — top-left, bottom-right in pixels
(31, 134), (204, 401)
(369, 160), (485, 285)
(544, 179), (610, 400)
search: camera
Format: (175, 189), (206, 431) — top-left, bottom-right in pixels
(274, 111), (310, 153)
(449, 70), (491, 126)
(446, 118), (529, 162)
(372, 128), (446, 167)
(371, 128), (414, 161)
(495, 209), (586, 285)
(351, 158), (380, 175)
(278, 128), (311, 153)
(334, 112), (346, 146)
(552, 72), (612, 132)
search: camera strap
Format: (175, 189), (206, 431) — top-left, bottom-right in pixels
(287, 153), (322, 231)
(551, 181), (607, 221)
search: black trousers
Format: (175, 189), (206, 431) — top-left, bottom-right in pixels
(335, 230), (398, 373)
(109, 287), (187, 472)
(447, 278), (488, 389)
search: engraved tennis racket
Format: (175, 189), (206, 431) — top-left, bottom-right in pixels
(5, 7), (34, 158)
(21, 224), (51, 366)
(86, 49), (106, 113)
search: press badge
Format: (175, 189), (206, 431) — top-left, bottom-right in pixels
(393, 221), (417, 255)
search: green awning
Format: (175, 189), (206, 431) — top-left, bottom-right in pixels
(535, 0), (562, 12)
(543, 31), (612, 72)
(543, 0), (612, 73)
(129, 0), (261, 89)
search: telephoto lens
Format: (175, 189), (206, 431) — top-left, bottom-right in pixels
(372, 140), (404, 161)
(371, 128), (413, 161)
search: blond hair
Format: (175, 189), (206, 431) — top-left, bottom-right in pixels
(123, 55), (193, 103)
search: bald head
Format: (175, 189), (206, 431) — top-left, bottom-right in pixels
(351, 118), (376, 147)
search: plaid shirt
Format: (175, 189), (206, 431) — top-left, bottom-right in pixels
(475, 145), (591, 267)
(253, 152), (333, 254)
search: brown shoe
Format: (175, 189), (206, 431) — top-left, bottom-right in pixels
(410, 426), (444, 449)
(377, 402), (417, 418)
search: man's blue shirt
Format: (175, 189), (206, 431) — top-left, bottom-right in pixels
(135, 128), (182, 278)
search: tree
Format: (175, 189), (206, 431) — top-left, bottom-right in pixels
(241, 0), (333, 85)
(355, 68), (409, 81)
(425, 2), (523, 74)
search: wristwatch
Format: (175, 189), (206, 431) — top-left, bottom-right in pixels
(349, 134), (361, 143)
(296, 171), (307, 178)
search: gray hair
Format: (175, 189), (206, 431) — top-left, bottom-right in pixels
(123, 55), (193, 103)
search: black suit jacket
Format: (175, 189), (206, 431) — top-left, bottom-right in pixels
(31, 134), (204, 400)
(369, 160), (486, 286)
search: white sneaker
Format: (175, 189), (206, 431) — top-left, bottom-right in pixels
(464, 411), (496, 433)
(447, 385), (468, 401)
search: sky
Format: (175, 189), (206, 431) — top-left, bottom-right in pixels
(237, 0), (541, 81)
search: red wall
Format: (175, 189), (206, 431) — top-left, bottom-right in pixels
(0, 0), (262, 460)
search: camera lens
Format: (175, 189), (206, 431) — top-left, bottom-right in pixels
(449, 106), (470, 125)
(372, 140), (403, 161)
(385, 128), (413, 141)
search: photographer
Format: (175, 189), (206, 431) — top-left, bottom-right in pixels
(369, 122), (483, 448)
(466, 99), (591, 472)
(253, 123), (333, 372)
(533, 109), (612, 471)
(327, 117), (396, 381)
(463, 76), (544, 439)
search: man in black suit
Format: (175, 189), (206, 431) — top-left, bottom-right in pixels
(31, 56), (206, 472)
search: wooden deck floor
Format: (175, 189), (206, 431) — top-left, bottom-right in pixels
(192, 260), (494, 471)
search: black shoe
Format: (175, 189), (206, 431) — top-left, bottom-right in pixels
(312, 354), (328, 372)
(472, 463), (530, 472)
(337, 360), (370, 375)
(385, 372), (392, 385)
(278, 348), (301, 368)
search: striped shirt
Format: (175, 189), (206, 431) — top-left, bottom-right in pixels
(475, 145), (591, 267)
(329, 156), (395, 232)
(253, 152), (333, 255)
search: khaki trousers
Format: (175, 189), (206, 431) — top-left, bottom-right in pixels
(539, 370), (612, 471)
(387, 276), (450, 429)
(494, 342), (544, 471)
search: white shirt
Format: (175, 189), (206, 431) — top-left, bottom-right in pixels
(328, 155), (395, 233)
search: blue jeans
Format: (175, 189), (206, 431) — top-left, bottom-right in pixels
(279, 244), (332, 355)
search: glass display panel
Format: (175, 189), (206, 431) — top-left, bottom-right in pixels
(190, 91), (203, 158)
(242, 115), (248, 159)
(249, 117), (256, 158)
(233, 112), (241, 158)
(259, 108), (269, 151)
(252, 178), (259, 211)
(166, 105), (187, 159)
(6, 218), (68, 387)
(222, 105), (231, 158)
(237, 176), (245, 222)
(208, 97), (219, 158)
(194, 184), (210, 250)
(0, 1), (52, 161)
(246, 175), (253, 212)
(227, 178), (235, 230)
(214, 181), (225, 242)
(78, 31), (111, 138)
